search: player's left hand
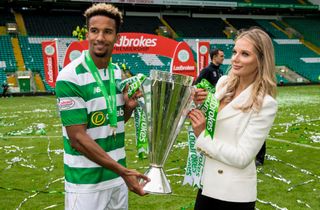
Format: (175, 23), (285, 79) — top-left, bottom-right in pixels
(123, 84), (142, 110)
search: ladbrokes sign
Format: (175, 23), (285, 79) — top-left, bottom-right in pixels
(42, 40), (59, 88)
(63, 33), (196, 79)
(115, 35), (157, 50)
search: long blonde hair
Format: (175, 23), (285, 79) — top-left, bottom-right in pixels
(221, 27), (277, 112)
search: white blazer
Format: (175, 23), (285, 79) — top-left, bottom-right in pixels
(195, 76), (277, 202)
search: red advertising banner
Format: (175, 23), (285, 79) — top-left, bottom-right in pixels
(63, 33), (196, 78)
(63, 40), (88, 68)
(41, 40), (59, 88)
(197, 41), (210, 75)
(171, 41), (196, 77)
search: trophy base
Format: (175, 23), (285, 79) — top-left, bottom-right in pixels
(142, 166), (172, 194)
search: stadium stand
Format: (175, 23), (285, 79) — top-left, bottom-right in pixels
(0, 8), (15, 26)
(0, 0), (319, 94)
(122, 16), (163, 34)
(283, 16), (320, 48)
(18, 35), (77, 92)
(163, 16), (226, 38)
(251, 0), (309, 4)
(21, 10), (85, 36)
(0, 35), (17, 72)
(227, 18), (260, 31)
(274, 39), (320, 82)
(254, 19), (289, 39)
(18, 35), (44, 72)
(202, 0), (243, 1)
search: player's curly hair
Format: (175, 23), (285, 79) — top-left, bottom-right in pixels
(84, 3), (123, 33)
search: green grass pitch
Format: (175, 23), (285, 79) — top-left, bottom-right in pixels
(0, 85), (319, 209)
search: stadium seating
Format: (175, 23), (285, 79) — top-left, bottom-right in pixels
(18, 35), (77, 91)
(122, 16), (163, 34)
(0, 8), (15, 26)
(274, 39), (320, 82)
(18, 35), (72, 92)
(283, 16), (320, 47)
(163, 16), (226, 38)
(203, 0), (243, 1)
(18, 35), (44, 72)
(254, 19), (288, 39)
(251, 0), (305, 4)
(1, 4), (319, 91)
(227, 18), (259, 31)
(22, 10), (85, 36)
(0, 35), (17, 72)
(227, 18), (275, 38)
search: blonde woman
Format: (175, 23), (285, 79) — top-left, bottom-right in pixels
(190, 27), (278, 209)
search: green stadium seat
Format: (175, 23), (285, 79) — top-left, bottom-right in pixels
(283, 16), (320, 47)
(22, 10), (85, 36)
(251, 0), (306, 4)
(0, 35), (17, 72)
(163, 16), (227, 38)
(122, 16), (164, 34)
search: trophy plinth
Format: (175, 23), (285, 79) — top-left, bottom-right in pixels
(139, 70), (194, 194)
(143, 165), (171, 194)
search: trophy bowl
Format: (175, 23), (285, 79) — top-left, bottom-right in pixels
(139, 70), (194, 194)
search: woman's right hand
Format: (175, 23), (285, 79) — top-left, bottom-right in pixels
(188, 109), (206, 137)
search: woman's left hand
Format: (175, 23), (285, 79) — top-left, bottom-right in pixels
(188, 109), (206, 137)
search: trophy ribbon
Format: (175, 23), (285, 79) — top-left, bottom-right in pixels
(196, 79), (219, 138)
(118, 74), (148, 159)
(183, 79), (219, 187)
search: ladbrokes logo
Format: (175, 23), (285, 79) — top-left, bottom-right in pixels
(114, 36), (157, 51)
(46, 57), (54, 82)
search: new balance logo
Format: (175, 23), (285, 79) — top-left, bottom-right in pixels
(94, 87), (101, 94)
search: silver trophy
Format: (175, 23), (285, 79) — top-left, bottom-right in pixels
(139, 70), (194, 194)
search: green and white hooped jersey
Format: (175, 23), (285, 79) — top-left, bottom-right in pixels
(55, 52), (126, 193)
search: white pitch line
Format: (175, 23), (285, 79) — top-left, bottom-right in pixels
(3, 135), (319, 150)
(273, 118), (320, 126)
(1, 136), (61, 139)
(268, 137), (320, 150)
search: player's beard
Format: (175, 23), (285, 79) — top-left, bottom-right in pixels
(94, 51), (108, 58)
(93, 42), (111, 58)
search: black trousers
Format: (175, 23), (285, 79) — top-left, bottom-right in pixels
(256, 142), (266, 164)
(194, 189), (255, 210)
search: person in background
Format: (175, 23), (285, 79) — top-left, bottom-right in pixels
(194, 48), (225, 86)
(190, 27), (278, 209)
(1, 81), (9, 97)
(55, 3), (149, 210)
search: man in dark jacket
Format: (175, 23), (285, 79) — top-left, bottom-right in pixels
(194, 48), (224, 86)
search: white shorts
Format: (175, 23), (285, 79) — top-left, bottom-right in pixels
(65, 183), (128, 210)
